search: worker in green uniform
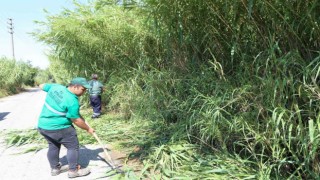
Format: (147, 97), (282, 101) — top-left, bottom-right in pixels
(88, 74), (104, 118)
(37, 77), (95, 178)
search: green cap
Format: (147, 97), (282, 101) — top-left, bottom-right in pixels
(70, 77), (92, 89)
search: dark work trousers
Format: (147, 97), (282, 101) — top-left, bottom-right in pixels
(38, 126), (79, 171)
(90, 95), (102, 115)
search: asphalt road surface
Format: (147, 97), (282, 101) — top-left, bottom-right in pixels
(0, 88), (124, 180)
(0, 88), (45, 130)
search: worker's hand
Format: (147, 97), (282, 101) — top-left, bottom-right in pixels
(87, 127), (95, 135)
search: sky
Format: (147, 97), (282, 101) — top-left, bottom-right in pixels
(0, 0), (87, 69)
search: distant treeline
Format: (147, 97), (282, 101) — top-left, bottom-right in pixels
(0, 57), (51, 97)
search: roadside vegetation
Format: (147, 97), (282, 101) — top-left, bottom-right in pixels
(2, 0), (320, 179)
(0, 57), (37, 97)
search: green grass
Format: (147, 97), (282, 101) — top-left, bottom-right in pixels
(5, 106), (310, 179)
(3, 129), (45, 147)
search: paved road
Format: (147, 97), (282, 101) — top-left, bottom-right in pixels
(0, 88), (45, 130)
(0, 88), (124, 180)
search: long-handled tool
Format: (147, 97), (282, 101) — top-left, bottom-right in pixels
(86, 121), (122, 172)
(92, 131), (117, 169)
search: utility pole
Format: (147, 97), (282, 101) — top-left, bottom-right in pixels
(7, 18), (15, 60)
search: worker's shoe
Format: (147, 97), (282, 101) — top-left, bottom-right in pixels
(91, 114), (100, 119)
(51, 163), (69, 176)
(68, 168), (91, 178)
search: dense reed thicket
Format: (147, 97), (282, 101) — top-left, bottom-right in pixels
(0, 57), (38, 97)
(33, 0), (320, 178)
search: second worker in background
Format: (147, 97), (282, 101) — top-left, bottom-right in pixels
(88, 74), (104, 118)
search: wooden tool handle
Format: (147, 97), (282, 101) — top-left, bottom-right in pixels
(92, 132), (116, 167)
(86, 121), (116, 168)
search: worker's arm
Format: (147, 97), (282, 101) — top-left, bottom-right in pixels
(71, 117), (95, 134)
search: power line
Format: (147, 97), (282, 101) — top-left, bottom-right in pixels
(7, 18), (15, 60)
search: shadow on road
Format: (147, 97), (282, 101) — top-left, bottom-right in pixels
(60, 146), (104, 167)
(0, 112), (10, 121)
